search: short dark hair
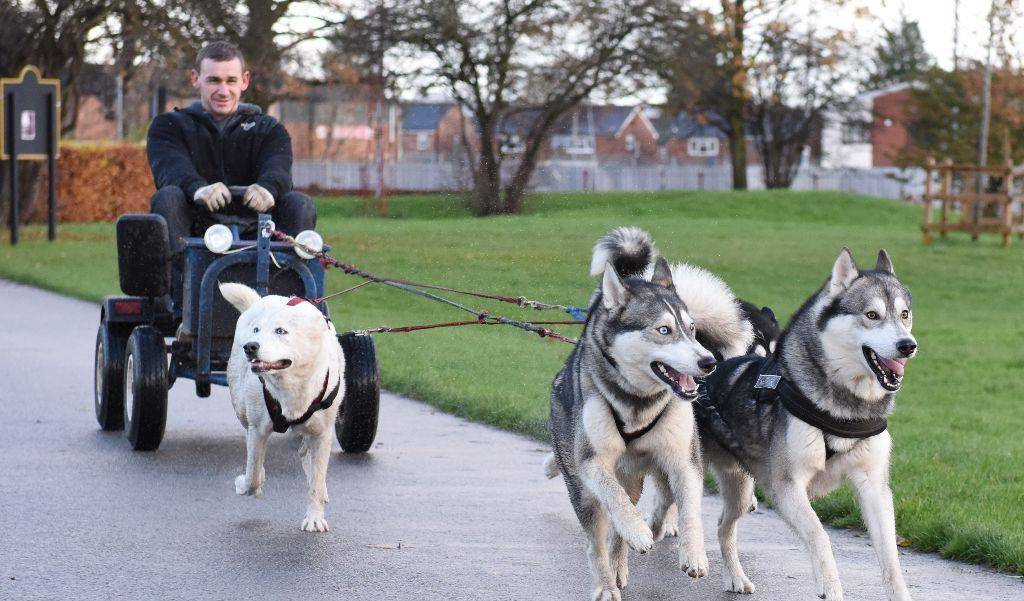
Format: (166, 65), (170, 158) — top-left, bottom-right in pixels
(195, 41), (245, 73)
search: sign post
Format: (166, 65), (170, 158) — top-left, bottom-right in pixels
(1, 65), (61, 245)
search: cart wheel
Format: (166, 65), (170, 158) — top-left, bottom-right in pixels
(95, 323), (129, 431)
(123, 326), (169, 451)
(336, 332), (380, 453)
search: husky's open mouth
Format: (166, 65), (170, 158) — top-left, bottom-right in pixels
(651, 361), (699, 400)
(862, 346), (906, 392)
(250, 358), (292, 374)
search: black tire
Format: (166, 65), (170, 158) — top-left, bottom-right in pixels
(94, 323), (128, 430)
(336, 332), (380, 453)
(123, 326), (169, 451)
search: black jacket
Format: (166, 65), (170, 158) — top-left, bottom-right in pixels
(146, 101), (292, 202)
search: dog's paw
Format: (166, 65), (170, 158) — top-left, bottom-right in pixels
(234, 475), (262, 498)
(648, 514), (678, 541)
(620, 520), (654, 554)
(680, 550), (709, 579)
(591, 586), (622, 601)
(816, 578), (843, 600)
(615, 554), (629, 589)
(724, 573), (756, 594)
(301, 513), (330, 533)
(748, 494), (758, 513)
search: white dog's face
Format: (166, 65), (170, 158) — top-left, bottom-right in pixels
(234, 297), (330, 375)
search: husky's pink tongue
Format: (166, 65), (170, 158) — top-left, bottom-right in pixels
(878, 356), (907, 377)
(678, 373), (698, 392)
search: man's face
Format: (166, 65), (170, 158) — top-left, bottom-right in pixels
(190, 58), (249, 120)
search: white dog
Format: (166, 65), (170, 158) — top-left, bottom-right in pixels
(220, 283), (345, 532)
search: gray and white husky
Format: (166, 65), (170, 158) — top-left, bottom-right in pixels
(549, 228), (752, 601)
(689, 248), (918, 600)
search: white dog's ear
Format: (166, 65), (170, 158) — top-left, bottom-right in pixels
(601, 263), (628, 309)
(829, 247), (858, 297)
(219, 282), (261, 313)
(875, 249), (895, 275)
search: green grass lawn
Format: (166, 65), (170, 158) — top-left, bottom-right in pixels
(2, 190), (1023, 573)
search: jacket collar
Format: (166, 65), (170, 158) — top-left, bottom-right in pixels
(180, 101), (262, 132)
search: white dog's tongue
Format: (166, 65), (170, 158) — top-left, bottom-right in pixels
(678, 373), (698, 393)
(878, 356), (907, 377)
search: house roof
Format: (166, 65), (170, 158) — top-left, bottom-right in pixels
(496, 104), (649, 138)
(652, 111), (729, 142)
(402, 102), (455, 131)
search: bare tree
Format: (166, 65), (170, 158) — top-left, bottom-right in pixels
(182, 0), (341, 111)
(746, 19), (852, 188)
(394, 0), (661, 215)
(0, 0), (112, 225)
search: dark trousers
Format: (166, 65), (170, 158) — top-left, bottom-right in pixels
(149, 186), (317, 308)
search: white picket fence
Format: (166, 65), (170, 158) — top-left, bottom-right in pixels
(293, 159), (926, 201)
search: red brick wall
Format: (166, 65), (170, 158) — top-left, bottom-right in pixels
(871, 88), (912, 167)
(595, 116), (658, 164)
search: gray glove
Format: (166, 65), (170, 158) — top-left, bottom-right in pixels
(242, 184), (275, 213)
(194, 182), (230, 212)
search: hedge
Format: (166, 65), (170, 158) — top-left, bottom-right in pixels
(29, 142), (154, 223)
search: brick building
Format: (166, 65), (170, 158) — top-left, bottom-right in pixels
(399, 102), (468, 162)
(273, 86), (399, 162)
(821, 83), (914, 168)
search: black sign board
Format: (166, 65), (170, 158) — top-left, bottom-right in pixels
(2, 65), (61, 244)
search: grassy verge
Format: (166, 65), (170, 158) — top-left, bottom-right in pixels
(2, 190), (1022, 573)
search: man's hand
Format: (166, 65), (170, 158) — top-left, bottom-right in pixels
(243, 184), (275, 213)
(194, 182), (231, 212)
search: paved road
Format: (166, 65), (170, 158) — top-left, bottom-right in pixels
(1, 279), (1020, 601)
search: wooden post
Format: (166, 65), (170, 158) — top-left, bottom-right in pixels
(941, 158), (952, 239)
(1002, 160), (1013, 246)
(923, 157), (934, 244)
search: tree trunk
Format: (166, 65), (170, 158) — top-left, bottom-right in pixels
(502, 135), (546, 214)
(723, 0), (748, 190)
(727, 118), (748, 189)
(470, 117), (503, 216)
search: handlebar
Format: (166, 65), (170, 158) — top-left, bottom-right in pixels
(191, 184), (253, 207)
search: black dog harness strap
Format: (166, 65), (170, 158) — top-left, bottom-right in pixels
(262, 370), (340, 434)
(611, 404), (669, 443)
(753, 358), (887, 459)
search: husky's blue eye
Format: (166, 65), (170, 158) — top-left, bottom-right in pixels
(275, 327), (288, 335)
(866, 311), (879, 320)
(657, 326), (671, 335)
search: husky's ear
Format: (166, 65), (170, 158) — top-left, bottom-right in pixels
(875, 249), (895, 275)
(601, 263), (628, 309)
(650, 257), (674, 289)
(219, 282), (261, 313)
(829, 247), (859, 297)
(761, 306), (777, 324)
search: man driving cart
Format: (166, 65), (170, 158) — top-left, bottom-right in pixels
(147, 41), (315, 309)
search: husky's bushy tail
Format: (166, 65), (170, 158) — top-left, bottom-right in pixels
(668, 262), (753, 359)
(589, 226), (657, 279)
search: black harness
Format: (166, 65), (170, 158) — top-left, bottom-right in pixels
(261, 370), (340, 434)
(703, 357), (887, 460)
(596, 344), (670, 443)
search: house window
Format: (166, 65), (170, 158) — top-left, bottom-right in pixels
(501, 134), (525, 154)
(551, 134), (594, 155)
(624, 133), (636, 152)
(841, 120), (871, 144)
(416, 132), (430, 151)
(687, 137), (719, 157)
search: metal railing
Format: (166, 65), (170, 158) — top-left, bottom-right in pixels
(293, 159), (926, 200)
